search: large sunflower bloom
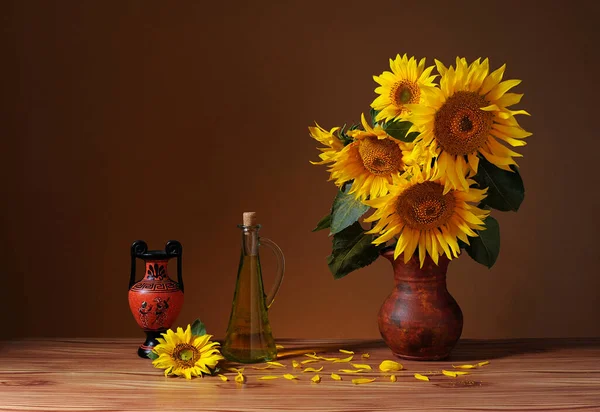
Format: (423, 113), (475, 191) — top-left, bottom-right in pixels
(365, 167), (489, 267)
(152, 325), (224, 380)
(407, 57), (532, 192)
(371, 54), (437, 123)
(309, 123), (344, 165)
(328, 114), (414, 200)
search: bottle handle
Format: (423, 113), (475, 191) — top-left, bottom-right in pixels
(165, 240), (184, 293)
(259, 237), (285, 309)
(129, 240), (148, 289)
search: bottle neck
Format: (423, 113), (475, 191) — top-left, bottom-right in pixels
(239, 224), (261, 256)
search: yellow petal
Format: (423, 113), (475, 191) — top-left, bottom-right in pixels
(339, 369), (364, 374)
(339, 349), (354, 354)
(352, 363), (372, 370)
(442, 370), (457, 378)
(275, 344), (284, 349)
(303, 366), (324, 373)
(252, 365), (275, 370)
(333, 355), (354, 363)
(414, 373), (430, 382)
(301, 359), (319, 365)
(292, 360), (302, 369)
(390, 374), (397, 382)
(331, 373), (342, 381)
(283, 373), (298, 380)
(266, 361), (286, 368)
(311, 374), (321, 383)
(455, 371), (470, 376)
(226, 367), (245, 373)
(452, 364), (477, 369)
(304, 353), (322, 360)
(258, 375), (279, 380)
(361, 353), (370, 359)
(477, 361), (490, 367)
(379, 360), (403, 372)
(352, 378), (376, 385)
(217, 374), (228, 382)
(235, 373), (246, 384)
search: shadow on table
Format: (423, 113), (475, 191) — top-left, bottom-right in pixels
(275, 337), (600, 362)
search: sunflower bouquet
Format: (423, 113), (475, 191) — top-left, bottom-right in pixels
(310, 55), (531, 278)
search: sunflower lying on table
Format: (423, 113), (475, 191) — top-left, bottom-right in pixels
(310, 54), (531, 274)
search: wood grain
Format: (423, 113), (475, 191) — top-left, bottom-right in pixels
(1, 338), (599, 411)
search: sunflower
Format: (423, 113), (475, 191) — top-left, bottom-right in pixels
(407, 57), (532, 192)
(309, 123), (344, 165)
(152, 325), (224, 380)
(326, 114), (414, 200)
(371, 54), (438, 123)
(365, 167), (489, 267)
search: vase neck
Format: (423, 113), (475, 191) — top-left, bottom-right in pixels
(383, 252), (449, 285)
(143, 260), (170, 281)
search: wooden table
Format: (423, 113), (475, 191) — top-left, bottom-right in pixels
(1, 338), (599, 411)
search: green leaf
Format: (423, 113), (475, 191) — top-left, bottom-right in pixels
(382, 119), (419, 142)
(369, 108), (380, 126)
(191, 319), (207, 336)
(312, 214), (332, 232)
(464, 216), (500, 268)
(330, 184), (370, 235)
(327, 222), (383, 279)
(473, 156), (525, 212)
(147, 351), (159, 360)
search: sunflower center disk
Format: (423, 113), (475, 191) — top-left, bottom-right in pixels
(396, 181), (456, 231)
(358, 137), (403, 176)
(173, 343), (199, 368)
(391, 80), (420, 110)
(433, 91), (493, 156)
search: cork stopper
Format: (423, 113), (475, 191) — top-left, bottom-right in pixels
(243, 212), (257, 226)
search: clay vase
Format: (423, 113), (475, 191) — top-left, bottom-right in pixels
(128, 240), (184, 358)
(378, 249), (463, 360)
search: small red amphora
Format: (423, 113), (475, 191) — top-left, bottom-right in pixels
(128, 240), (184, 358)
(378, 249), (463, 361)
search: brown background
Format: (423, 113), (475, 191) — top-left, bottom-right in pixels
(2, 0), (599, 340)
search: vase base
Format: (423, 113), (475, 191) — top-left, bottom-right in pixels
(137, 330), (166, 359)
(392, 351), (450, 361)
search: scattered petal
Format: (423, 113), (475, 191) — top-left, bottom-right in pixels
(331, 373), (342, 381)
(339, 369), (365, 374)
(301, 359), (319, 365)
(477, 361), (490, 367)
(414, 373), (429, 382)
(304, 353), (321, 360)
(292, 360), (302, 369)
(339, 349), (354, 354)
(333, 356), (354, 363)
(235, 373), (246, 384)
(303, 366), (324, 373)
(283, 373), (298, 380)
(361, 353), (370, 359)
(252, 365), (275, 370)
(226, 367), (245, 373)
(217, 374), (228, 382)
(352, 378), (376, 385)
(379, 360), (403, 372)
(452, 364), (477, 369)
(390, 375), (397, 382)
(258, 375), (279, 380)
(311, 374), (321, 383)
(442, 370), (458, 378)
(276, 344), (285, 349)
(455, 371), (470, 375)
(267, 361), (286, 368)
(352, 363), (372, 370)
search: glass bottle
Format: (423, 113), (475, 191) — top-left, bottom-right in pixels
(222, 212), (285, 363)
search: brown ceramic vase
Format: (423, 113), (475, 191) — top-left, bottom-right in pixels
(378, 249), (463, 361)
